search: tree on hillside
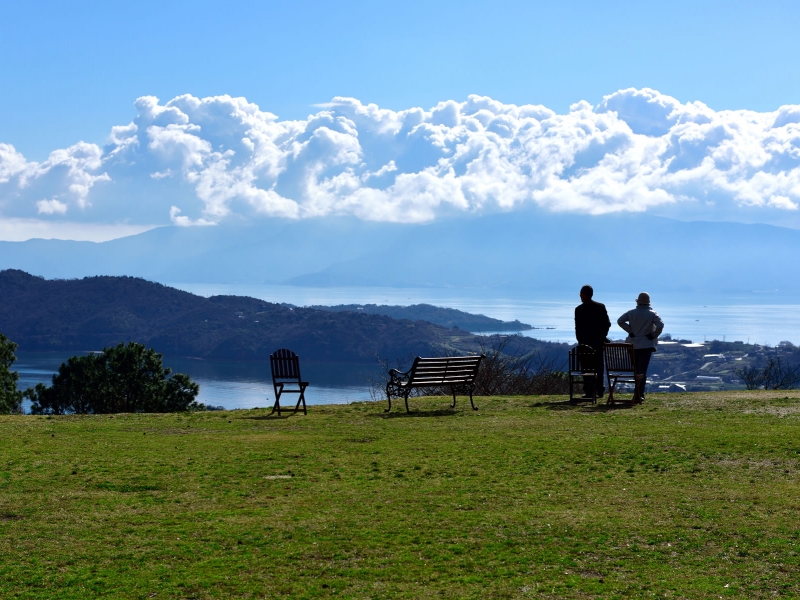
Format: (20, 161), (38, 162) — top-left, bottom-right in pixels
(0, 333), (23, 414)
(732, 356), (800, 390)
(471, 336), (569, 396)
(25, 342), (202, 414)
(369, 335), (569, 400)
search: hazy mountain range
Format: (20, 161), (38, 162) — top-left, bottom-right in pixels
(1, 211), (798, 293)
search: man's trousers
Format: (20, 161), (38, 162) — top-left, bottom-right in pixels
(580, 343), (606, 396)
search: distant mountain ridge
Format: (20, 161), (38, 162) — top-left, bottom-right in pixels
(1, 211), (799, 292)
(0, 270), (568, 364)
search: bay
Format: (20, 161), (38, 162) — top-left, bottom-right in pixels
(14, 284), (800, 413)
(15, 352), (380, 413)
(170, 283), (800, 347)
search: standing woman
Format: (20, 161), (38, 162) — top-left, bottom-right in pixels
(617, 292), (664, 402)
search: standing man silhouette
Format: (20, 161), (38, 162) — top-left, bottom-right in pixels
(574, 285), (611, 399)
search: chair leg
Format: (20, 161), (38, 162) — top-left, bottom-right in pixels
(272, 386), (283, 416)
(294, 391), (307, 415)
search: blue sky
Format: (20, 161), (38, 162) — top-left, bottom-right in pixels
(1, 0), (800, 240)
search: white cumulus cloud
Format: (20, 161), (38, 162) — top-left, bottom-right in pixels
(36, 199), (68, 215)
(2, 88), (800, 236)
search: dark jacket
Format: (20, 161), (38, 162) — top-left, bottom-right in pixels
(575, 300), (611, 346)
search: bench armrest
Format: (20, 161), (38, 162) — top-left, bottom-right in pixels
(388, 368), (410, 383)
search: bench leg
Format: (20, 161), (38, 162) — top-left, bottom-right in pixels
(404, 392), (411, 413)
(469, 391), (478, 411)
(450, 388), (457, 409)
(385, 384), (392, 412)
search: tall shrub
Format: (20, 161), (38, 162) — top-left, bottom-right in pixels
(25, 342), (201, 414)
(0, 333), (23, 414)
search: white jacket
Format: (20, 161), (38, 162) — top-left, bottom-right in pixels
(617, 305), (665, 350)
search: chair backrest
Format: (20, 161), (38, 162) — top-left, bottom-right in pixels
(569, 345), (598, 372)
(604, 343), (636, 373)
(270, 348), (302, 381)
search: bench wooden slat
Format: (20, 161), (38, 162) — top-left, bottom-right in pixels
(412, 369), (478, 378)
(400, 378), (472, 387)
(410, 373), (474, 382)
(409, 372), (477, 379)
(413, 365), (480, 372)
(415, 361), (481, 368)
(412, 357), (481, 364)
(414, 359), (480, 365)
(409, 370), (478, 379)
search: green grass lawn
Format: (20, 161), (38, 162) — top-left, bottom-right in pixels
(3, 391), (800, 599)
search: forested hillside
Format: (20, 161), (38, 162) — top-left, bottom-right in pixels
(0, 270), (568, 364)
(308, 303), (532, 332)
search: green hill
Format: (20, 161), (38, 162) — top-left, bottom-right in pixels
(0, 270), (567, 364)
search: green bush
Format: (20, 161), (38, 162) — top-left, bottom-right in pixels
(0, 333), (23, 414)
(25, 342), (201, 414)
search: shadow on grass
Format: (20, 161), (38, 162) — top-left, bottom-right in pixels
(528, 399), (636, 412)
(369, 408), (460, 419)
(241, 413), (294, 420)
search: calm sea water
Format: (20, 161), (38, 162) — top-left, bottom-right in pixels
(171, 283), (800, 347)
(14, 285), (800, 412)
(16, 352), (381, 413)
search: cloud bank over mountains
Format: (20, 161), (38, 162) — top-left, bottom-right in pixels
(2, 87), (800, 238)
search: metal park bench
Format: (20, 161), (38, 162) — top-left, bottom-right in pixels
(568, 344), (599, 404)
(269, 349), (309, 416)
(603, 343), (643, 404)
(385, 355), (484, 413)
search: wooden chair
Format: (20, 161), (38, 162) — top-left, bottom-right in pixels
(269, 349), (309, 416)
(603, 343), (644, 404)
(568, 344), (599, 404)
